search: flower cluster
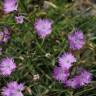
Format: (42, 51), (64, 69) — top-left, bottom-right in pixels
(53, 31), (92, 88)
(1, 1), (25, 96)
(65, 70), (92, 88)
(53, 53), (92, 88)
(53, 53), (76, 83)
(0, 57), (25, 96)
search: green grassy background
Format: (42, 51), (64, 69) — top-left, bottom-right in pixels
(0, 0), (96, 96)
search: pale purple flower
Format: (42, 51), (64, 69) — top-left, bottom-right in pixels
(4, 0), (18, 13)
(53, 66), (69, 82)
(35, 18), (53, 38)
(0, 57), (16, 76)
(68, 30), (85, 50)
(15, 16), (25, 24)
(59, 53), (76, 69)
(65, 76), (80, 88)
(65, 70), (92, 88)
(78, 70), (92, 86)
(0, 28), (11, 44)
(2, 81), (24, 96)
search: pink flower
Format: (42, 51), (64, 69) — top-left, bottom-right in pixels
(53, 66), (69, 82)
(68, 30), (85, 50)
(0, 57), (16, 76)
(65, 70), (92, 88)
(78, 70), (92, 86)
(34, 18), (53, 38)
(59, 53), (76, 69)
(2, 81), (24, 96)
(65, 76), (80, 88)
(4, 0), (18, 13)
(15, 16), (25, 24)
